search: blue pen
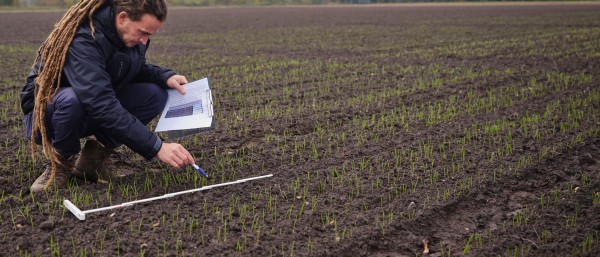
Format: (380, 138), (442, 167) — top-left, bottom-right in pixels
(192, 163), (209, 178)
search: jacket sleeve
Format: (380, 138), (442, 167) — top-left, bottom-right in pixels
(63, 33), (162, 160)
(132, 40), (176, 88)
(20, 55), (42, 115)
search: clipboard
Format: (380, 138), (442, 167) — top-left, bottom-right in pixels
(155, 77), (215, 139)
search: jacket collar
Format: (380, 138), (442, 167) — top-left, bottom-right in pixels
(93, 4), (125, 49)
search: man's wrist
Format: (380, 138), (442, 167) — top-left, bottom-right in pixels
(152, 136), (163, 158)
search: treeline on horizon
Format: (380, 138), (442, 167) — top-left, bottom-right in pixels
(1, 0), (590, 8)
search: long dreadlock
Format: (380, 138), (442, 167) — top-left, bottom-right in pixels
(31, 0), (106, 163)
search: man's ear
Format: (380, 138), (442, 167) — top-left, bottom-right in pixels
(115, 11), (129, 26)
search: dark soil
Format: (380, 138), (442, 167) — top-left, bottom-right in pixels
(0, 3), (599, 257)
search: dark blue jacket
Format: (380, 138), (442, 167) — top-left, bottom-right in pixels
(20, 4), (174, 160)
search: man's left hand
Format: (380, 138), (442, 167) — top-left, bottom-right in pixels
(167, 75), (188, 94)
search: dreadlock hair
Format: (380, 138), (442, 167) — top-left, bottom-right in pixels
(31, 0), (168, 162)
(31, 0), (106, 162)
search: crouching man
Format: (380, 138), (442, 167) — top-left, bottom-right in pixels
(20, 0), (195, 192)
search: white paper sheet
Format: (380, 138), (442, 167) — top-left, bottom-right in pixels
(155, 78), (214, 132)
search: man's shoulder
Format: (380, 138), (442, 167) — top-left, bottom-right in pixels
(67, 26), (117, 65)
(70, 9), (119, 60)
(72, 4), (119, 48)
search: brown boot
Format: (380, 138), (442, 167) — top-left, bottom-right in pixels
(73, 139), (117, 183)
(30, 149), (75, 193)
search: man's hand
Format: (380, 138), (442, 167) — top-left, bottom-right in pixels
(166, 74), (188, 94)
(157, 142), (195, 169)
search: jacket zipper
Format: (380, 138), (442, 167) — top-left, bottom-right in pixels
(117, 61), (123, 78)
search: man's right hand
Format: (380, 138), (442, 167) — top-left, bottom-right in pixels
(157, 142), (195, 169)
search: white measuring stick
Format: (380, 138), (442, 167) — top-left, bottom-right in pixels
(64, 174), (273, 221)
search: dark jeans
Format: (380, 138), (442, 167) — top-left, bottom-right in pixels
(24, 83), (167, 158)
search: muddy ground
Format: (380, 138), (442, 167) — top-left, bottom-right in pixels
(0, 3), (599, 257)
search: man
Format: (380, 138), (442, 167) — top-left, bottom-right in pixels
(20, 0), (196, 193)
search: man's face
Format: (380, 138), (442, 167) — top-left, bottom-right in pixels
(115, 12), (162, 48)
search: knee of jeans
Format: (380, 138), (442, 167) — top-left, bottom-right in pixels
(148, 86), (168, 114)
(54, 88), (84, 117)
